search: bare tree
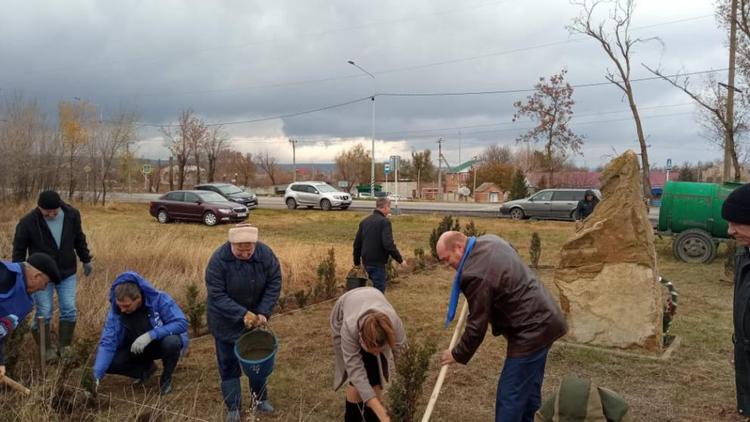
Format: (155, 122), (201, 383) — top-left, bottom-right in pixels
(0, 94), (58, 201)
(162, 109), (206, 189)
(513, 69), (584, 186)
(255, 151), (280, 186)
(569, 0), (657, 198)
(643, 66), (747, 180)
(204, 125), (229, 182)
(95, 110), (138, 204)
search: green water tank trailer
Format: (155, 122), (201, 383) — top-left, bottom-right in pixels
(657, 181), (742, 263)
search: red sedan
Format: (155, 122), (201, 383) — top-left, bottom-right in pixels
(149, 190), (249, 226)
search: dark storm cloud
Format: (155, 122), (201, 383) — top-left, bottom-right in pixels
(0, 0), (725, 165)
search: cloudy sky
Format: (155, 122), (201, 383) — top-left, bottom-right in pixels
(0, 0), (727, 168)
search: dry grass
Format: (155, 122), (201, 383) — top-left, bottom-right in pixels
(0, 202), (739, 421)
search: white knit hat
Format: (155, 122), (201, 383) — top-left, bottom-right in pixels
(228, 224), (258, 243)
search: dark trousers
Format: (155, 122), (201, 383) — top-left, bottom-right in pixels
(344, 350), (388, 422)
(496, 346), (549, 422)
(106, 335), (181, 381)
(364, 265), (387, 292)
(214, 338), (268, 402)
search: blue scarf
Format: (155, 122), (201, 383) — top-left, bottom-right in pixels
(445, 236), (476, 328)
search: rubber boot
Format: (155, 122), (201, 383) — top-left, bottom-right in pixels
(32, 323), (57, 363)
(58, 320), (76, 358)
(221, 378), (242, 417)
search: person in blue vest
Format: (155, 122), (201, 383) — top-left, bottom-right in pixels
(92, 272), (189, 395)
(0, 253), (61, 379)
(12, 190), (93, 361)
(205, 224), (282, 421)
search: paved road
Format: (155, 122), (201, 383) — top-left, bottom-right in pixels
(108, 192), (660, 223)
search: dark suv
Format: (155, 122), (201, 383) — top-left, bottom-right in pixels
(195, 183), (258, 209)
(149, 190), (249, 226)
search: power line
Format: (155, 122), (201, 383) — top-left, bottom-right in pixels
(142, 95), (373, 128)
(378, 69), (728, 97)
(135, 68), (720, 129)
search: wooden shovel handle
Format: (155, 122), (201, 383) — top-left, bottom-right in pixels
(421, 299), (469, 422)
(2, 375), (31, 395)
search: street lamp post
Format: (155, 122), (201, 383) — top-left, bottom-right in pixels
(348, 60), (376, 198)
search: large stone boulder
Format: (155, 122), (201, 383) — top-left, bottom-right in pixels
(554, 150), (664, 352)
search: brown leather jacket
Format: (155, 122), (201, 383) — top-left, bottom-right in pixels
(451, 235), (566, 363)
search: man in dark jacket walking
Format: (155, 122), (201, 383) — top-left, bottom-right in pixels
(205, 224), (282, 421)
(92, 272), (189, 395)
(353, 198), (403, 292)
(436, 231), (567, 422)
(722, 183), (750, 417)
(574, 189), (599, 221)
(12, 190), (93, 361)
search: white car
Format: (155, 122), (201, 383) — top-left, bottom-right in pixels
(284, 181), (352, 211)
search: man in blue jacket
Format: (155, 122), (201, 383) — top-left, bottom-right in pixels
(0, 253), (60, 379)
(92, 272), (189, 395)
(206, 224), (282, 421)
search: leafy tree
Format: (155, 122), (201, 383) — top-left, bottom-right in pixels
(411, 149), (435, 198)
(513, 69), (583, 187)
(429, 216), (460, 259)
(59, 99), (97, 199)
(335, 144), (371, 192)
(677, 162), (698, 182)
(510, 168), (529, 200)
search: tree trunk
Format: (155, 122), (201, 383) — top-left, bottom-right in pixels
(169, 156), (174, 191)
(67, 149), (75, 199)
(195, 152), (202, 185)
(207, 156), (216, 182)
(625, 84), (651, 199)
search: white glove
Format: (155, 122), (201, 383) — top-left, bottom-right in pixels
(130, 333), (152, 354)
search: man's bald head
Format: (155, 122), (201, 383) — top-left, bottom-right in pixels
(436, 231), (468, 270)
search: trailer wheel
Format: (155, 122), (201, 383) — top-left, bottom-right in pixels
(673, 229), (717, 263)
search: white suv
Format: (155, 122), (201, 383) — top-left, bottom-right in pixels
(284, 181), (352, 211)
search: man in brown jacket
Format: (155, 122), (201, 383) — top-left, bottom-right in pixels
(436, 231), (566, 422)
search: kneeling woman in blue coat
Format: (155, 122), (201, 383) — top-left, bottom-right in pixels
(92, 272), (189, 395)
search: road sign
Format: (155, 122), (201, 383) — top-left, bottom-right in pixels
(338, 181), (349, 188)
(384, 163), (391, 174)
(666, 158), (672, 171)
(390, 155), (401, 171)
(141, 164), (153, 175)
(83, 165), (91, 173)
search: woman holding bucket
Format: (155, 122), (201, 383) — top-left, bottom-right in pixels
(205, 224), (282, 422)
(331, 287), (407, 422)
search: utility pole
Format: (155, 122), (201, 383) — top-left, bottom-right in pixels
(437, 138), (444, 201)
(289, 138), (298, 182)
(725, 0), (739, 182)
(472, 157), (477, 202)
(458, 130), (462, 165)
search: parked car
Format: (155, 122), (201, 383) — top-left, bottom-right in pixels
(500, 188), (601, 221)
(149, 190), (249, 226)
(195, 183), (258, 209)
(284, 181), (352, 211)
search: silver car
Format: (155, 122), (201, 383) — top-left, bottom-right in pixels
(284, 181), (352, 211)
(500, 188), (601, 220)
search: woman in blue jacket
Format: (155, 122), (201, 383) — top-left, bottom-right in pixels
(92, 272), (189, 395)
(205, 224), (281, 421)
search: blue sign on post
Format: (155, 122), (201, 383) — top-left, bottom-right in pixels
(384, 162), (391, 174)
